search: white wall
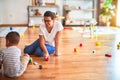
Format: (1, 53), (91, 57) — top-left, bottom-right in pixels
(56, 0), (64, 16)
(0, 0), (3, 24)
(0, 0), (64, 25)
(0, 0), (29, 24)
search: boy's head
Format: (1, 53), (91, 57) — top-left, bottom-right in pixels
(5, 31), (20, 47)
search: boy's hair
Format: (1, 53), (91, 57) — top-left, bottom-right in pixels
(44, 11), (55, 20)
(5, 31), (20, 44)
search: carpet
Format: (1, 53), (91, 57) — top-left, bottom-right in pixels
(64, 26), (120, 34)
(64, 26), (120, 38)
(0, 27), (27, 37)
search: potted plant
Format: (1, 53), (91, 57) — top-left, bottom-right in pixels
(100, 1), (115, 26)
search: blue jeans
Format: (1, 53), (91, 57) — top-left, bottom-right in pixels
(24, 39), (55, 56)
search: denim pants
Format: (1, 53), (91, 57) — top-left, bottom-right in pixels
(24, 39), (55, 56)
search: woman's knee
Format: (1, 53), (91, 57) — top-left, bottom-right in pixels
(24, 39), (40, 54)
(46, 45), (55, 53)
(34, 47), (44, 56)
(24, 46), (34, 55)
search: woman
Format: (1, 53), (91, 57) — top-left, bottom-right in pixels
(24, 11), (63, 60)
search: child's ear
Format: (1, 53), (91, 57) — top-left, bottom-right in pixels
(6, 40), (10, 46)
(6, 40), (9, 43)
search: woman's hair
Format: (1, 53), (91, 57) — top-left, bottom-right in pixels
(5, 31), (20, 44)
(44, 11), (55, 20)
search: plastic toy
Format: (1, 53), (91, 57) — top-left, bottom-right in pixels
(79, 43), (83, 47)
(33, 62), (38, 65)
(10, 26), (13, 31)
(105, 53), (112, 57)
(21, 34), (24, 38)
(32, 26), (35, 30)
(92, 50), (96, 54)
(117, 42), (120, 49)
(39, 65), (42, 69)
(44, 57), (49, 61)
(55, 14), (59, 18)
(74, 48), (78, 52)
(94, 35), (98, 40)
(29, 57), (33, 63)
(117, 44), (120, 49)
(34, 9), (41, 16)
(96, 41), (101, 46)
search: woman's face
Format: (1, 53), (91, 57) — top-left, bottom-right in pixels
(44, 17), (54, 28)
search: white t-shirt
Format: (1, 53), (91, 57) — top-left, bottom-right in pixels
(39, 20), (63, 46)
(0, 46), (23, 77)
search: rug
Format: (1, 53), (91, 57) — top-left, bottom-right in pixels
(64, 26), (120, 38)
(0, 27), (27, 37)
(64, 26), (120, 34)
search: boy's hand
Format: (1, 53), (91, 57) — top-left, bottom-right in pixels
(0, 65), (1, 69)
(0, 61), (2, 65)
(24, 54), (30, 59)
(0, 61), (2, 69)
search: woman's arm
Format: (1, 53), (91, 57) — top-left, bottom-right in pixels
(54, 30), (62, 56)
(39, 35), (49, 58)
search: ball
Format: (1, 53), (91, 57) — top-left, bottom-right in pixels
(96, 41), (101, 46)
(10, 26), (13, 31)
(79, 43), (83, 47)
(45, 57), (49, 61)
(29, 57), (33, 63)
(74, 48), (78, 52)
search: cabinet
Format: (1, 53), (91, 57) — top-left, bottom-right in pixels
(28, 6), (59, 27)
(63, 0), (98, 26)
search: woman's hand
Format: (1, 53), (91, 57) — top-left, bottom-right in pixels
(54, 51), (61, 56)
(44, 53), (49, 61)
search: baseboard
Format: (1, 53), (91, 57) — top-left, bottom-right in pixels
(0, 24), (28, 26)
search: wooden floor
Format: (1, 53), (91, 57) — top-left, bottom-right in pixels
(0, 26), (120, 80)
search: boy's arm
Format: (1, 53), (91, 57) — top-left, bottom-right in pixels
(0, 61), (2, 69)
(0, 51), (3, 69)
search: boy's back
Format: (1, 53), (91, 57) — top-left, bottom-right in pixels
(0, 46), (22, 77)
(0, 31), (30, 78)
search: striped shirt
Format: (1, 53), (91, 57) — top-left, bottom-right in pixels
(0, 46), (24, 77)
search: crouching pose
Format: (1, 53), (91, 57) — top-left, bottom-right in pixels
(0, 31), (29, 78)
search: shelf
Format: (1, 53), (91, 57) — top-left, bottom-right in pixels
(64, 9), (96, 11)
(29, 15), (42, 17)
(63, 0), (98, 26)
(28, 5), (58, 7)
(28, 6), (59, 27)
